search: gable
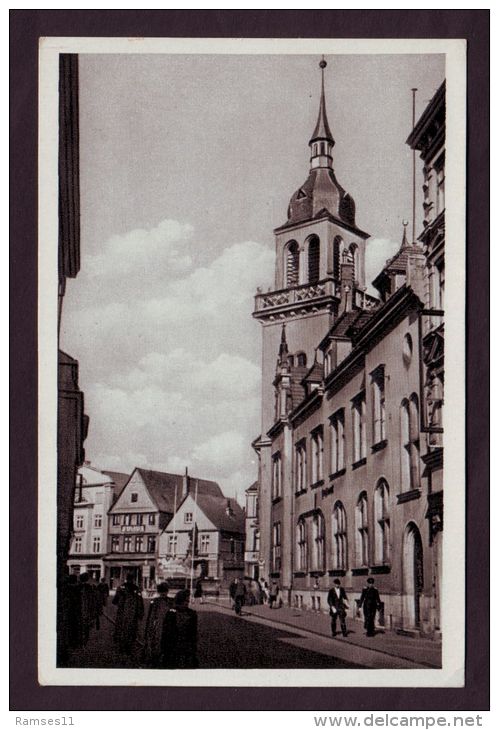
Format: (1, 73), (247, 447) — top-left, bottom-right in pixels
(163, 495), (218, 533)
(110, 470), (158, 513)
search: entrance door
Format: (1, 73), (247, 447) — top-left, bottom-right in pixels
(403, 523), (424, 629)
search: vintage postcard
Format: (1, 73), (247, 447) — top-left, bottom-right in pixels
(38, 37), (466, 687)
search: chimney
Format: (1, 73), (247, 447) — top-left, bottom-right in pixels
(182, 466), (189, 499)
(226, 499), (233, 517)
(406, 248), (427, 302)
(339, 250), (355, 313)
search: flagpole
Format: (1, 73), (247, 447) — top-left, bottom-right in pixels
(172, 485), (177, 557)
(189, 479), (199, 597)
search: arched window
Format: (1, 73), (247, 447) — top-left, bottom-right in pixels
(333, 235), (344, 279)
(296, 519), (308, 572)
(401, 395), (420, 491)
(285, 240), (299, 287)
(374, 480), (390, 564)
(355, 492), (369, 567)
(332, 501), (347, 570)
(312, 512), (325, 571)
(296, 351), (307, 367)
(307, 236), (320, 284)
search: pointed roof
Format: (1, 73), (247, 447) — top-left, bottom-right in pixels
(310, 58), (335, 144)
(278, 323), (289, 363)
(193, 494), (245, 534)
(116, 468), (224, 514)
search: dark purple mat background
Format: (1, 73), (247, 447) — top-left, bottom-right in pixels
(10, 9), (489, 712)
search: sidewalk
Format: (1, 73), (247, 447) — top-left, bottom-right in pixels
(206, 597), (441, 668)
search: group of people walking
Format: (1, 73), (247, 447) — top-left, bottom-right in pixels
(64, 572), (110, 652)
(327, 577), (382, 638)
(113, 574), (199, 668)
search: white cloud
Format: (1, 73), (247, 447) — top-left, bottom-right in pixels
(364, 237), (400, 295)
(62, 221), (272, 499)
(85, 218), (194, 279)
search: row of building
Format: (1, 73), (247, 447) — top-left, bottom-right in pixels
(67, 464), (246, 591)
(247, 65), (445, 638)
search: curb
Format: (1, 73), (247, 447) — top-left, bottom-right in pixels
(204, 600), (441, 669)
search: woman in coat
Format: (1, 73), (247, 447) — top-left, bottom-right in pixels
(143, 582), (171, 667)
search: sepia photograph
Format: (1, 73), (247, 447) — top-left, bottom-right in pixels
(37, 37), (466, 687)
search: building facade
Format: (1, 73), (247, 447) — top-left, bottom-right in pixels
(105, 468), (224, 590)
(158, 493), (245, 588)
(252, 65), (445, 637)
(67, 463), (120, 581)
(244, 481), (260, 579)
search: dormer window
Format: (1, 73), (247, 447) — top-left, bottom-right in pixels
(296, 352), (307, 367)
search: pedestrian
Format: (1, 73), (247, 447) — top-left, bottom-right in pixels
(143, 582), (171, 667)
(229, 577), (247, 615)
(358, 577), (382, 637)
(96, 577), (110, 609)
(78, 572), (97, 646)
(268, 580), (280, 609)
(65, 573), (82, 653)
(161, 590), (198, 668)
(194, 578), (204, 605)
(327, 578), (349, 637)
(112, 572), (144, 655)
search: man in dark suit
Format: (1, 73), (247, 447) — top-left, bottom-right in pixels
(327, 578), (349, 637)
(358, 577), (382, 637)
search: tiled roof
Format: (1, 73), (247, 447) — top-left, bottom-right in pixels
(137, 468), (223, 514)
(245, 481), (258, 494)
(194, 494), (245, 534)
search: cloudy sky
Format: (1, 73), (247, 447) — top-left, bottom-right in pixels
(60, 52), (445, 501)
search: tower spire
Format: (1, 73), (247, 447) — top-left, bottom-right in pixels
(309, 57), (335, 170)
(278, 323), (289, 363)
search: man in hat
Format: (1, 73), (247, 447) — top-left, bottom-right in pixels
(327, 578), (349, 637)
(358, 577), (382, 637)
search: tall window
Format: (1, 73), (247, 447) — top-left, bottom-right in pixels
(272, 452), (282, 499)
(371, 366), (386, 444)
(352, 393), (367, 463)
(111, 536), (120, 553)
(92, 537), (101, 553)
(123, 536), (132, 553)
(123, 514), (131, 526)
(253, 529), (260, 552)
(75, 515), (84, 529)
(168, 534), (177, 555)
(312, 512), (325, 571)
(296, 519), (308, 572)
(308, 236), (320, 283)
(135, 513), (143, 525)
(311, 428), (324, 484)
(73, 537), (82, 554)
(330, 409), (345, 473)
(332, 502), (347, 570)
(112, 514), (120, 526)
(355, 492), (369, 566)
(148, 513), (155, 525)
(401, 395), (420, 491)
(374, 480), (391, 564)
(200, 534), (210, 553)
(272, 522), (281, 571)
(333, 235), (344, 279)
(286, 241), (300, 287)
(295, 441), (307, 492)
(147, 536), (156, 553)
(94, 513), (102, 528)
(135, 536), (144, 552)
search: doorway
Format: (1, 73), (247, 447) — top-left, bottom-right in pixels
(403, 522), (424, 629)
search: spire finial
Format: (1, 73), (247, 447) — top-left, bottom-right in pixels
(278, 323), (289, 362)
(309, 56), (335, 165)
(401, 219), (409, 248)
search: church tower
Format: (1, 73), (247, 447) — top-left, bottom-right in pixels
(252, 58), (371, 581)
